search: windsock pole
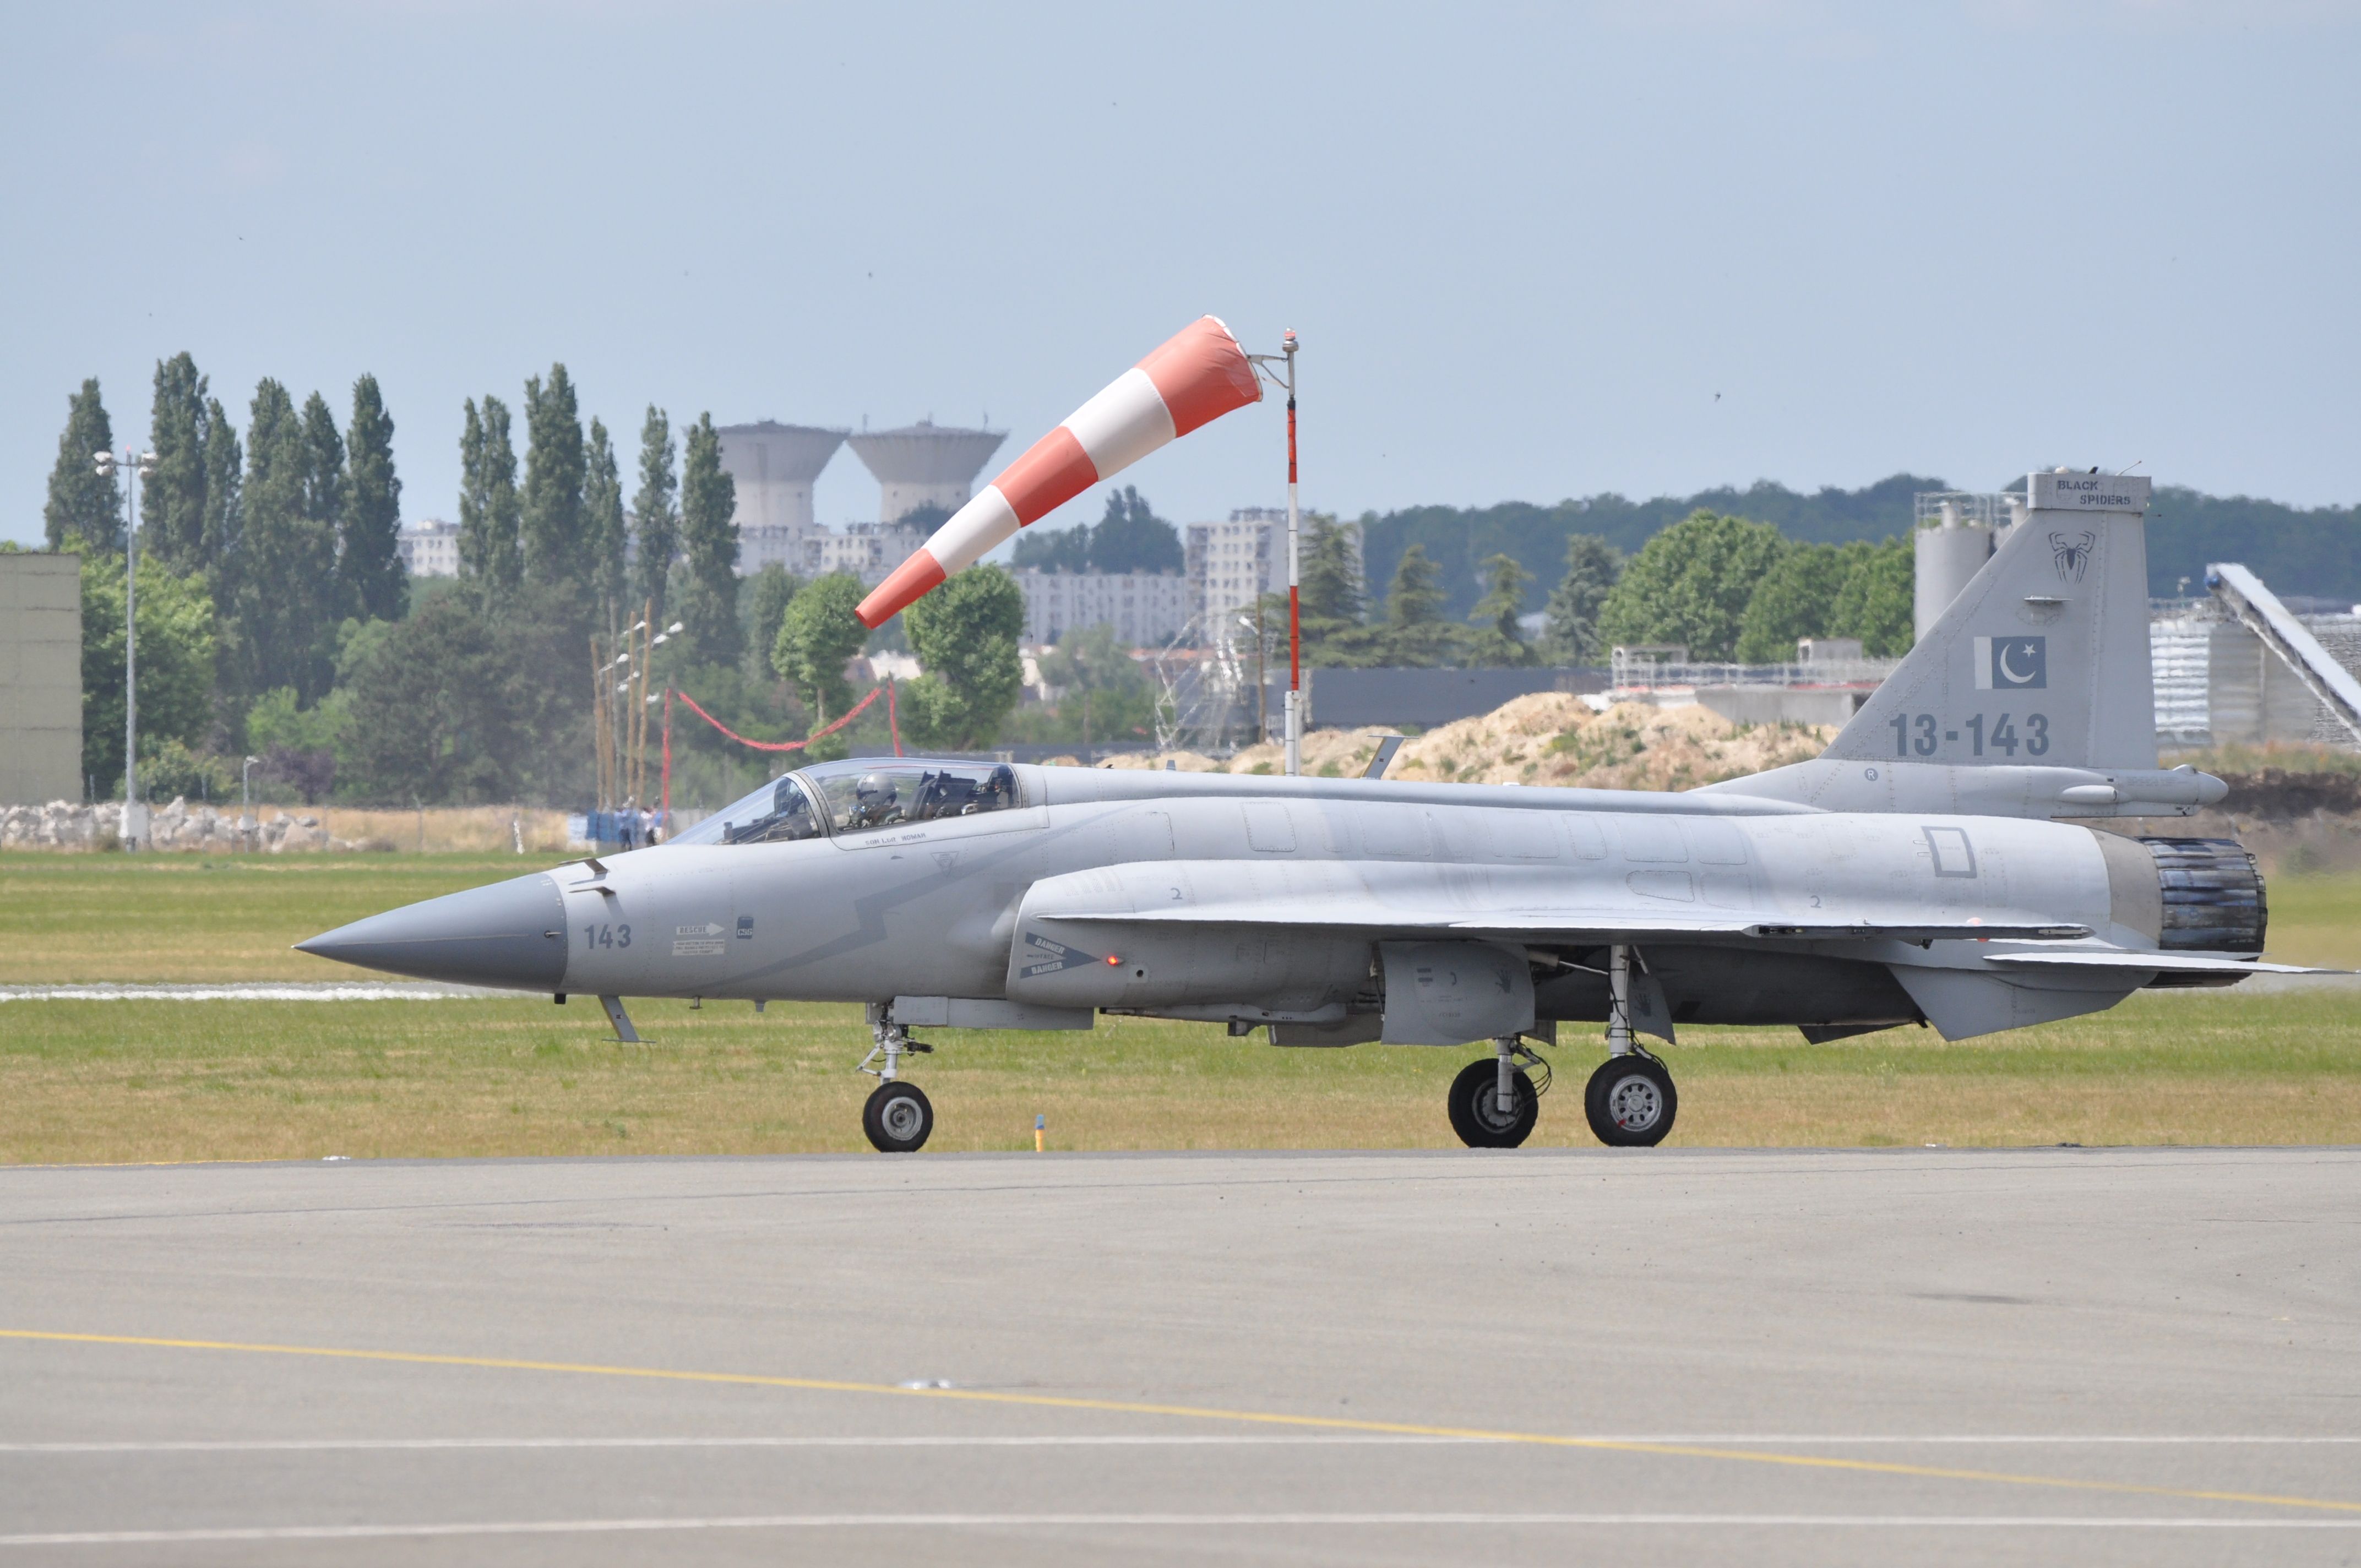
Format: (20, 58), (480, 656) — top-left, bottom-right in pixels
(1248, 332), (1303, 774)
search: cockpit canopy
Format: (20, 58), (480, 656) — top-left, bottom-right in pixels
(809, 760), (1020, 833)
(668, 759), (1023, 847)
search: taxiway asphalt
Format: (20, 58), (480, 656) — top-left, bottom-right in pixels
(2, 1147), (2356, 1565)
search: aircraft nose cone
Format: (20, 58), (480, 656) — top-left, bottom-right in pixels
(297, 872), (568, 988)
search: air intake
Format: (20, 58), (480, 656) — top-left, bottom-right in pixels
(2142, 837), (2266, 954)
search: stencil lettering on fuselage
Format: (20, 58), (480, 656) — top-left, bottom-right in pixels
(1018, 932), (1102, 978)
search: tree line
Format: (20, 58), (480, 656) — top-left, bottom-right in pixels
(1358, 475), (2361, 618)
(31, 358), (771, 808)
(1271, 509), (1911, 671)
(31, 356), (1919, 808)
(1009, 486), (1185, 575)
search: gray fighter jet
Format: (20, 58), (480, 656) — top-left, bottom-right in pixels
(300, 471), (2312, 1151)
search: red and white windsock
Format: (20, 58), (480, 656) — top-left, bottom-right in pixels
(856, 315), (1261, 628)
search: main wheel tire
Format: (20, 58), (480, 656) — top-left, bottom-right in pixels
(1584, 1054), (1676, 1147)
(863, 1080), (934, 1153)
(1447, 1059), (1539, 1149)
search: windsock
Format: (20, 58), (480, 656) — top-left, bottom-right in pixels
(856, 315), (1262, 627)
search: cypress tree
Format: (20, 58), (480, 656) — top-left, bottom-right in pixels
(458, 400), (487, 576)
(521, 364), (587, 589)
(340, 373), (407, 622)
(458, 396), (522, 594)
(200, 396), (243, 624)
(239, 379), (340, 700)
(630, 406), (679, 622)
(583, 417), (629, 613)
(144, 353), (210, 571)
(299, 391), (347, 552)
(43, 378), (121, 551)
(677, 412), (740, 661)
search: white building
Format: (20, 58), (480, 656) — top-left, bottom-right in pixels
(1013, 569), (1189, 647)
(1185, 508), (1359, 637)
(396, 518), (462, 578)
(802, 521), (928, 585)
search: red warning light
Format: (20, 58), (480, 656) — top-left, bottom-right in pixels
(1105, 954), (1121, 965)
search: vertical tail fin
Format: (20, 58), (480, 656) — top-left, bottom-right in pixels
(1826, 472), (2155, 770)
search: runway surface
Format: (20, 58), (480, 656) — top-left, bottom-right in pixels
(2, 1147), (2356, 1565)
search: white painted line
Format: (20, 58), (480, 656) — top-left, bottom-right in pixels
(0, 984), (502, 1003)
(3, 1434), (2352, 1453)
(6, 1513), (2360, 1544)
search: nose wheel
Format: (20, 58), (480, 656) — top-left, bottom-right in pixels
(857, 1005), (936, 1153)
(863, 1080), (934, 1153)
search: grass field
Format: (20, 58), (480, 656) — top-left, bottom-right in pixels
(2, 852), (2356, 1161)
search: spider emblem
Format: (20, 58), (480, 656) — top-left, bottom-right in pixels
(2050, 530), (2096, 582)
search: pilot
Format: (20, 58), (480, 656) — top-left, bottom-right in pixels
(850, 771), (902, 828)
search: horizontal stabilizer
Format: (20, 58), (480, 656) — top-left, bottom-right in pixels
(1980, 950), (2332, 976)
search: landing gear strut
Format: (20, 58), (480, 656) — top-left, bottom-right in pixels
(1584, 944), (1676, 1147)
(857, 1005), (934, 1153)
(1446, 1037), (1548, 1148)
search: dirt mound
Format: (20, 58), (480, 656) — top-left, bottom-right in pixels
(1215, 694), (1835, 790)
(2214, 769), (2361, 820)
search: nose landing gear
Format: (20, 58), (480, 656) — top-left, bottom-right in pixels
(857, 1005), (935, 1153)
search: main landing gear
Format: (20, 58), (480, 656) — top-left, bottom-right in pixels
(1444, 943), (1678, 1150)
(857, 1006), (934, 1153)
(1585, 943), (1675, 1147)
(1584, 1052), (1675, 1147)
(1446, 1039), (1547, 1148)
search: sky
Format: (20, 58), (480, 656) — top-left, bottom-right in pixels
(5, 1), (2358, 554)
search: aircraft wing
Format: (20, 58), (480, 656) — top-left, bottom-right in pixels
(1021, 862), (2088, 945)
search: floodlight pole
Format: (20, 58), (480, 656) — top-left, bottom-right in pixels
(124, 475), (137, 831)
(1247, 331), (1302, 775)
(95, 448), (157, 847)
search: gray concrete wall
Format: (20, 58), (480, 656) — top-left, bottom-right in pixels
(0, 553), (82, 804)
(1694, 686), (1865, 727)
(2205, 620), (2327, 744)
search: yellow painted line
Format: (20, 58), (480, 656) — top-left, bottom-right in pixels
(3, 1329), (2355, 1516)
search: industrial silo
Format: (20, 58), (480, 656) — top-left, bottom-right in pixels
(1912, 492), (1999, 640)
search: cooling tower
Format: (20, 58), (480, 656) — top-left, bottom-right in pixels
(846, 420), (1005, 523)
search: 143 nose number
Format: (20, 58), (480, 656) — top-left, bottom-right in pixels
(1888, 712), (2049, 758)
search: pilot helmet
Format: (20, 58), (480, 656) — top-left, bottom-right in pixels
(855, 771), (895, 803)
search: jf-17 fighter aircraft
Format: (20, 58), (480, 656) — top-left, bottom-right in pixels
(300, 470), (2313, 1152)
